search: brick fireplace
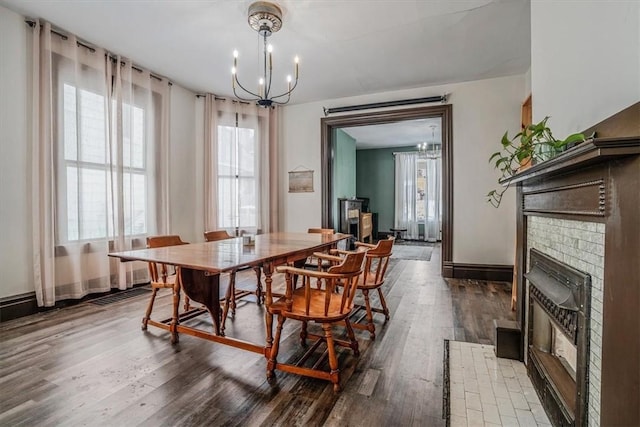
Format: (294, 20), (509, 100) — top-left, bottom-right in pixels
(510, 135), (640, 426)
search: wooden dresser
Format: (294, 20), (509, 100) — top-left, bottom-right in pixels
(360, 212), (372, 243)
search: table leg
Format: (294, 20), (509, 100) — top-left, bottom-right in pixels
(170, 271), (182, 344)
(253, 266), (263, 304)
(179, 267), (221, 335)
(263, 262), (274, 357)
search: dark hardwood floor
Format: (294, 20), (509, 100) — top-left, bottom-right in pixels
(0, 245), (514, 426)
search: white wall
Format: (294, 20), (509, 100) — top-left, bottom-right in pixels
(281, 75), (525, 265)
(0, 5), (32, 298)
(531, 1), (640, 136)
(0, 5), (199, 299)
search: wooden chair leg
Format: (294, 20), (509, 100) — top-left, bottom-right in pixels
(300, 321), (308, 347)
(362, 289), (376, 340)
(267, 314), (285, 380)
(142, 288), (158, 330)
(377, 287), (390, 321)
(183, 295), (191, 312)
(322, 323), (341, 393)
(344, 318), (360, 356)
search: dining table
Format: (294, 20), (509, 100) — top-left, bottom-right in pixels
(109, 232), (350, 357)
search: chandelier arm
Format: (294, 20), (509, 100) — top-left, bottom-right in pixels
(233, 88), (260, 103)
(262, 34), (269, 99)
(269, 91), (292, 100)
(269, 78), (298, 100)
(270, 93), (291, 105)
(263, 33), (275, 100)
(234, 76), (261, 99)
(266, 67), (273, 100)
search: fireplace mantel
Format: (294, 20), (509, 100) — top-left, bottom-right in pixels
(505, 136), (640, 186)
(512, 136), (640, 426)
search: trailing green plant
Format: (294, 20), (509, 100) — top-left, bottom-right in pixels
(487, 117), (585, 208)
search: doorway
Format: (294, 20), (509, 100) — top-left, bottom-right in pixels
(320, 105), (453, 276)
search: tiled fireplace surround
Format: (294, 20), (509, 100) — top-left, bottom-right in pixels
(511, 136), (639, 426)
(527, 216), (604, 425)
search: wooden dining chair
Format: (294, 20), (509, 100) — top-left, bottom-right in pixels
(305, 228), (336, 272)
(267, 249), (366, 392)
(143, 235), (189, 341)
(204, 230), (262, 334)
(317, 236), (395, 340)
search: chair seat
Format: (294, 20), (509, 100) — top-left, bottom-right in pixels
(272, 288), (351, 322)
(303, 258), (333, 269)
(357, 275), (385, 290)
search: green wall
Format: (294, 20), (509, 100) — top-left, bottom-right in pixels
(356, 145), (415, 233)
(333, 129), (357, 227)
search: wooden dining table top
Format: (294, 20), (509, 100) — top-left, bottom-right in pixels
(108, 232), (350, 273)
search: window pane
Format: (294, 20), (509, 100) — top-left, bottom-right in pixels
(238, 127), (255, 177)
(238, 177), (256, 227)
(416, 159), (426, 221)
(66, 166), (79, 241)
(78, 167), (107, 240)
(218, 125), (235, 176)
(123, 103), (145, 168)
(78, 88), (106, 164)
(63, 84), (78, 161)
(124, 173), (147, 235)
(218, 177), (237, 228)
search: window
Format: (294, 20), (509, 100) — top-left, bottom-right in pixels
(61, 83), (147, 242)
(416, 159), (427, 222)
(217, 121), (257, 230)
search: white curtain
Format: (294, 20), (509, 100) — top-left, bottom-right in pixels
(394, 152), (419, 240)
(423, 156), (442, 242)
(31, 21), (170, 306)
(203, 95), (279, 236)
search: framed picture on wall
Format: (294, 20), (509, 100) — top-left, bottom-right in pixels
(288, 170), (314, 193)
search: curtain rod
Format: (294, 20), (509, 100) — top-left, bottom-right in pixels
(195, 94), (276, 110)
(25, 20), (171, 85)
(194, 94), (251, 105)
(393, 151), (421, 156)
(323, 94), (447, 116)
(392, 149), (441, 156)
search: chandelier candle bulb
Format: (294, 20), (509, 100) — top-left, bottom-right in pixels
(294, 56), (299, 79)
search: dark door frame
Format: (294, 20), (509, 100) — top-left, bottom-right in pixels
(320, 104), (453, 276)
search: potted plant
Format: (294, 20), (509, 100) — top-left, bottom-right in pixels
(487, 117), (585, 208)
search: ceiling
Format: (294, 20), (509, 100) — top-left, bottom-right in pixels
(1, 0), (531, 105)
(342, 118), (442, 150)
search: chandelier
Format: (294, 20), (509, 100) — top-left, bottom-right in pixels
(417, 125), (441, 159)
(232, 1), (299, 107)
